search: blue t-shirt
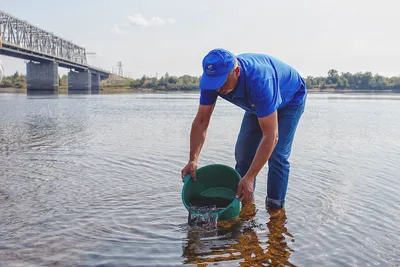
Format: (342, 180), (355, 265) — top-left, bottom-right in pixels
(199, 53), (307, 118)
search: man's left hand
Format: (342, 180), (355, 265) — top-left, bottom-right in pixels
(236, 175), (254, 201)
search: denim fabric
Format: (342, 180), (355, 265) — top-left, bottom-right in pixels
(234, 101), (305, 208)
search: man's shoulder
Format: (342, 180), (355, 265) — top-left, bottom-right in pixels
(237, 52), (302, 86)
(238, 53), (293, 69)
(237, 52), (277, 72)
(237, 53), (276, 87)
(237, 52), (272, 63)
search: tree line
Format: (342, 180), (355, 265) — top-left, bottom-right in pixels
(305, 69), (400, 90)
(0, 71), (26, 88)
(1, 70), (400, 91)
(0, 72), (68, 88)
(129, 72), (199, 91)
(130, 70), (400, 91)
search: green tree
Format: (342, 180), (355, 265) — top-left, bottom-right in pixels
(327, 69), (339, 84)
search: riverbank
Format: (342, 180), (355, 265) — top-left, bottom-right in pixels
(0, 87), (25, 93)
(0, 87), (152, 94)
(0, 87), (399, 95)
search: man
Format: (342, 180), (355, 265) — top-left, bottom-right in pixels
(181, 48), (306, 209)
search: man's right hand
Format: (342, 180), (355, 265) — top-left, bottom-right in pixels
(181, 161), (198, 181)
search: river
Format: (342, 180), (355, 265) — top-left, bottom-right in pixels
(0, 92), (399, 266)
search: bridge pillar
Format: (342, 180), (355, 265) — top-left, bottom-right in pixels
(91, 73), (101, 93)
(26, 61), (59, 94)
(68, 70), (91, 94)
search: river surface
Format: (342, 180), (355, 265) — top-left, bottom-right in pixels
(0, 92), (399, 267)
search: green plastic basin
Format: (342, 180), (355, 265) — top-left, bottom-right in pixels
(181, 164), (241, 221)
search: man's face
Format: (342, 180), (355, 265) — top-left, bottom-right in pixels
(216, 66), (240, 95)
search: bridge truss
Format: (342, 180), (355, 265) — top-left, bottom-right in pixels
(0, 10), (87, 65)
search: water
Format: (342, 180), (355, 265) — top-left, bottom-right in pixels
(188, 196), (234, 228)
(0, 92), (399, 266)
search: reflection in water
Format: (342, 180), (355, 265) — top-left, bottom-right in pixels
(91, 89), (100, 95)
(68, 89), (91, 95)
(26, 89), (100, 96)
(182, 203), (295, 266)
(27, 90), (59, 97)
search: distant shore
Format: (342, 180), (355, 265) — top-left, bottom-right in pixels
(2, 71), (400, 95)
(1, 87), (399, 95)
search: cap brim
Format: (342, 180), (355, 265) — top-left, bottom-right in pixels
(199, 73), (229, 90)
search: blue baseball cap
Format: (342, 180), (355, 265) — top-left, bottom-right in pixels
(199, 48), (236, 90)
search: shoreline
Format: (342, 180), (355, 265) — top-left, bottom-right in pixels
(0, 87), (399, 95)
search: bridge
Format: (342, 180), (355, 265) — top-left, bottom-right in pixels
(0, 10), (110, 94)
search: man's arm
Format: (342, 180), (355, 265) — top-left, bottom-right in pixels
(245, 111), (278, 178)
(236, 110), (278, 200)
(181, 103), (216, 180)
(189, 104), (215, 162)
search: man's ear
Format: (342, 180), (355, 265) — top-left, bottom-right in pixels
(235, 66), (241, 77)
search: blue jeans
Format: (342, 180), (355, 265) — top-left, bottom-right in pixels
(234, 101), (305, 208)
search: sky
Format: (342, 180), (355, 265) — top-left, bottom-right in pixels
(1, 0), (399, 78)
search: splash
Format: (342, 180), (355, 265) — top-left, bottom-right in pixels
(188, 205), (220, 228)
(187, 196), (233, 228)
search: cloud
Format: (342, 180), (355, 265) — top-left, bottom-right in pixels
(111, 24), (126, 34)
(112, 14), (176, 33)
(167, 18), (176, 24)
(128, 14), (151, 27)
(127, 14), (176, 27)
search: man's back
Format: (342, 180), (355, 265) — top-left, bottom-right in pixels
(237, 53), (306, 108)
